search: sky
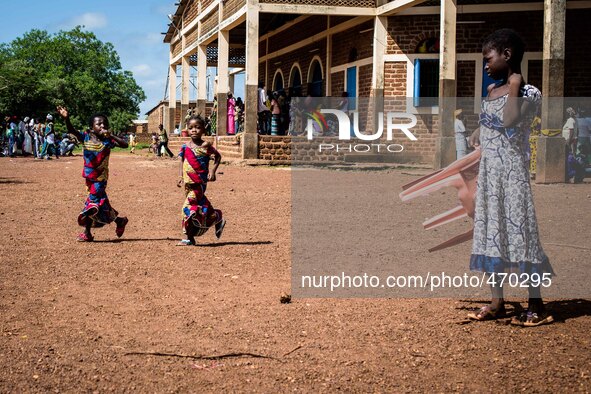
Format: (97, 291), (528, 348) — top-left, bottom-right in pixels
(0, 0), (234, 118)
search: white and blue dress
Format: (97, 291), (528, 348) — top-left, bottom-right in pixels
(470, 84), (554, 276)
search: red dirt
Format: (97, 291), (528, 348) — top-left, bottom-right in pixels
(1, 153), (590, 392)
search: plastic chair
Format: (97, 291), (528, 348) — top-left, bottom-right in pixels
(399, 148), (481, 252)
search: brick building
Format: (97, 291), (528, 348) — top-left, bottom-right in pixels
(163, 0), (588, 180)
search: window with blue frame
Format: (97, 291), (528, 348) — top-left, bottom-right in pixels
(413, 58), (439, 107)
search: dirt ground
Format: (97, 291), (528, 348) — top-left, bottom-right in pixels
(1, 152), (590, 392)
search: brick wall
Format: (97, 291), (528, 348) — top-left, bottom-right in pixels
(172, 40), (181, 58)
(386, 114), (438, 163)
(331, 20), (374, 67)
(223, 0), (244, 20)
(384, 62), (406, 97)
(264, 40), (327, 96)
(201, 0), (215, 11)
(257, 135), (434, 163)
(381, 11), (549, 164)
(259, 136), (292, 161)
(185, 1), (199, 25)
(358, 64), (372, 97)
(259, 136), (347, 162)
(147, 104), (165, 136)
(201, 9), (219, 37)
(216, 135), (241, 159)
(147, 102), (201, 136)
(261, 16), (372, 95)
(331, 71), (345, 96)
(457, 61), (475, 98)
(186, 27), (198, 47)
(387, 12), (543, 55)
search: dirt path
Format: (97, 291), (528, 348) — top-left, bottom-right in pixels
(1, 154), (590, 392)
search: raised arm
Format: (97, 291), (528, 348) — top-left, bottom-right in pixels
(503, 74), (523, 128)
(56, 106), (84, 142)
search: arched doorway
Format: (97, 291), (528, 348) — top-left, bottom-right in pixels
(289, 65), (302, 96)
(273, 70), (284, 92)
(308, 58), (323, 97)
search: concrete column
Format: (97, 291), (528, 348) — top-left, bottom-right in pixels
(372, 16), (387, 131)
(167, 60), (177, 135)
(217, 29), (230, 136)
(229, 73), (236, 96)
(537, 0), (566, 183)
(372, 16), (387, 98)
(434, 0), (457, 170)
(326, 16), (332, 96)
(197, 44), (207, 117)
(243, 0), (259, 159)
(181, 55), (190, 130)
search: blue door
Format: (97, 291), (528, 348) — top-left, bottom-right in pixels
(346, 66), (356, 110)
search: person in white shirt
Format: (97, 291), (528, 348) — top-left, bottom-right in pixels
(562, 107), (578, 155)
(258, 82), (270, 134)
(454, 109), (469, 159)
(41, 114), (59, 160)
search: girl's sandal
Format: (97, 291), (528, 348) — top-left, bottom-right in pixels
(77, 233), (94, 242)
(468, 305), (507, 321)
(176, 239), (195, 246)
(512, 311), (554, 327)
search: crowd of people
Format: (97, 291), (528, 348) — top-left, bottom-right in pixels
(1, 114), (79, 159)
(203, 84), (349, 137)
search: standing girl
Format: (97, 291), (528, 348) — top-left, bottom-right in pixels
(227, 92), (236, 135)
(57, 106), (129, 242)
(270, 92), (281, 136)
(467, 29), (554, 326)
(177, 115), (225, 245)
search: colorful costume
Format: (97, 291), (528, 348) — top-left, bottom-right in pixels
(179, 143), (223, 237)
(470, 84), (554, 276)
(78, 132), (119, 228)
(227, 97), (236, 135)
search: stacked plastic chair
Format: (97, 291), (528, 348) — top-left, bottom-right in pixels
(399, 148), (481, 252)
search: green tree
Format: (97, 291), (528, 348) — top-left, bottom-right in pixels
(109, 109), (136, 134)
(0, 27), (145, 131)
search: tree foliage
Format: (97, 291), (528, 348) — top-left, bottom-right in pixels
(0, 27), (145, 132)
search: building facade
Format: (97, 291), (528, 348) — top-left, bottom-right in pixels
(163, 0), (588, 179)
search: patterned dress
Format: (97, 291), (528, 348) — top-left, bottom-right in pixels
(179, 143), (223, 237)
(470, 84), (554, 275)
(79, 132), (119, 228)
